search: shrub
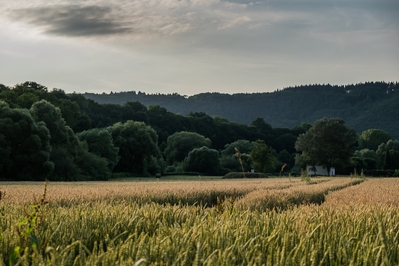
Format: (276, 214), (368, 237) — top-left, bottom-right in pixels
(222, 172), (268, 179)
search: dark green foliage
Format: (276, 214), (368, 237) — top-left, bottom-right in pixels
(30, 100), (110, 181)
(0, 101), (53, 180)
(30, 100), (71, 146)
(77, 128), (120, 171)
(377, 140), (399, 170)
(183, 146), (221, 175)
(351, 149), (379, 171)
(164, 131), (212, 164)
(16, 93), (39, 109)
(276, 149), (294, 172)
(295, 118), (358, 174)
(108, 120), (163, 175)
(1, 80), (399, 180)
(57, 99), (92, 132)
(249, 140), (275, 173)
(358, 129), (392, 150)
(220, 140), (252, 172)
(31, 101), (78, 180)
(221, 139), (253, 157)
(0, 82), (92, 132)
(73, 141), (110, 181)
(83, 82), (399, 140)
(49, 146), (80, 181)
(272, 130), (297, 154)
(122, 101), (148, 123)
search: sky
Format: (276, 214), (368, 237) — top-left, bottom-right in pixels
(0, 0), (398, 95)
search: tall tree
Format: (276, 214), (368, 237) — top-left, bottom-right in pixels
(295, 118), (358, 175)
(76, 128), (120, 172)
(249, 140), (275, 173)
(220, 140), (253, 172)
(0, 101), (54, 180)
(31, 100), (109, 181)
(108, 120), (163, 175)
(376, 139), (399, 170)
(359, 129), (392, 151)
(164, 131), (211, 164)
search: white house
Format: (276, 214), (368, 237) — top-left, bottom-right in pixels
(307, 165), (335, 176)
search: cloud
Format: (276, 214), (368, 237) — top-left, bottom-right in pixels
(9, 5), (132, 37)
(4, 0), (261, 40)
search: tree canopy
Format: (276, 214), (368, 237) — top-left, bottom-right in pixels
(220, 140), (253, 172)
(358, 129), (392, 151)
(1, 81), (399, 180)
(76, 128), (120, 171)
(249, 140), (275, 173)
(108, 120), (163, 175)
(0, 101), (54, 180)
(295, 117), (358, 174)
(183, 146), (221, 175)
(164, 131), (212, 164)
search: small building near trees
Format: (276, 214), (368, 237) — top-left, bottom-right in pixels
(307, 165), (336, 176)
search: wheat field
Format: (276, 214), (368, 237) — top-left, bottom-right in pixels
(1, 177), (398, 265)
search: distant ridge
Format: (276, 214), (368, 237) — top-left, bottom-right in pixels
(83, 82), (399, 140)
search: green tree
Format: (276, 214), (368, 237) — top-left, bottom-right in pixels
(76, 128), (120, 172)
(16, 93), (39, 109)
(30, 100), (71, 146)
(249, 117), (273, 133)
(249, 140), (275, 173)
(31, 100), (110, 181)
(31, 100), (78, 179)
(108, 120), (163, 175)
(220, 140), (253, 172)
(359, 129), (391, 150)
(376, 140), (399, 170)
(291, 123), (312, 136)
(122, 101), (148, 123)
(295, 118), (358, 175)
(164, 131), (212, 164)
(57, 99), (92, 132)
(352, 149), (379, 170)
(73, 141), (111, 181)
(0, 101), (54, 180)
(183, 146), (221, 175)
(276, 149), (294, 172)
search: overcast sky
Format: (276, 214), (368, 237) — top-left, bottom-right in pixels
(0, 0), (398, 95)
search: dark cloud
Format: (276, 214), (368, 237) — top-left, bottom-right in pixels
(9, 5), (132, 37)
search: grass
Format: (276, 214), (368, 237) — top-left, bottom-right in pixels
(1, 177), (398, 265)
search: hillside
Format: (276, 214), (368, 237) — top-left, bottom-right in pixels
(83, 82), (399, 140)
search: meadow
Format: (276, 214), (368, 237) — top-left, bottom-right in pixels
(1, 177), (398, 265)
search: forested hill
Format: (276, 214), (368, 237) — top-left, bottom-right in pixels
(83, 82), (399, 139)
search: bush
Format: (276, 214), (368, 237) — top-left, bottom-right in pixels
(183, 146), (221, 175)
(165, 166), (176, 173)
(222, 172), (268, 179)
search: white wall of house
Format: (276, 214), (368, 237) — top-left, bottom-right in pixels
(308, 165), (336, 176)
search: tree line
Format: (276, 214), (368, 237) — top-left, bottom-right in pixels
(83, 82), (399, 140)
(0, 81), (398, 181)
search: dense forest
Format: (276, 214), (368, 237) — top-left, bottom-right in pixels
(83, 82), (399, 140)
(0, 81), (398, 181)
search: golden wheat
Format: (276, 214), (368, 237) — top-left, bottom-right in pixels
(1, 177), (398, 265)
